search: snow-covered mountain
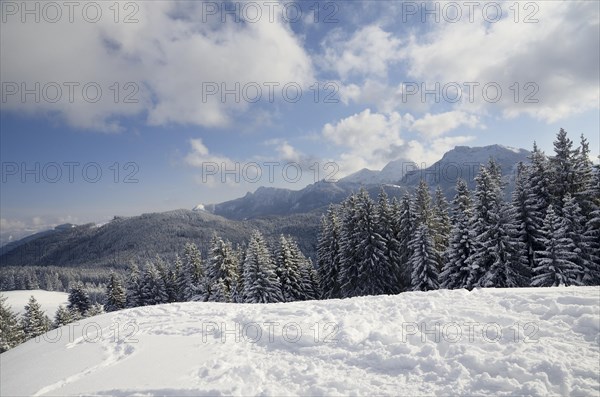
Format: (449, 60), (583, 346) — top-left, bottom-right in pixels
(340, 158), (418, 185)
(208, 145), (530, 219)
(2, 286), (598, 396)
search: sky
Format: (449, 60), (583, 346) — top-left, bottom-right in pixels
(1, 0), (599, 244)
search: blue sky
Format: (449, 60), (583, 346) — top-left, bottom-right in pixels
(1, 0), (599, 244)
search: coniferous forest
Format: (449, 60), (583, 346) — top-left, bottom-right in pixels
(1, 129), (599, 353)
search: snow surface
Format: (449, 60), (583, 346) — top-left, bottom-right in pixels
(1, 287), (599, 396)
(2, 290), (69, 316)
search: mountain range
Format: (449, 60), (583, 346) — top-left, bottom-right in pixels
(0, 144), (530, 268)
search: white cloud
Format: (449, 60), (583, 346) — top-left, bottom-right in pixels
(322, 109), (412, 174)
(0, 2), (314, 131)
(401, 1), (599, 122)
(321, 25), (402, 80)
(409, 111), (482, 138)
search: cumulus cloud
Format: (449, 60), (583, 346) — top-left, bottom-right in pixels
(409, 111), (482, 138)
(1, 1), (314, 131)
(400, 1), (599, 122)
(320, 25), (402, 80)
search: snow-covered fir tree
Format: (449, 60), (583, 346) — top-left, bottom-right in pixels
(396, 193), (415, 290)
(512, 162), (543, 271)
(339, 189), (389, 297)
(317, 205), (342, 299)
(583, 162), (600, 285)
(465, 164), (504, 288)
(206, 235), (239, 302)
(242, 231), (283, 303)
(104, 272), (126, 312)
(433, 186), (451, 270)
(53, 305), (73, 328)
(532, 205), (582, 287)
(22, 296), (51, 340)
(549, 128), (578, 213)
(287, 238), (320, 300)
(409, 223), (439, 291)
(85, 303), (105, 317)
(338, 194), (362, 297)
(125, 262), (142, 308)
(441, 179), (473, 289)
(180, 243), (204, 301)
(377, 190), (403, 294)
(140, 262), (169, 305)
(67, 283), (91, 316)
(479, 201), (530, 288)
(0, 294), (24, 352)
(561, 194), (588, 284)
(275, 235), (305, 302)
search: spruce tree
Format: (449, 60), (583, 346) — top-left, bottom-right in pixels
(583, 162), (600, 285)
(561, 194), (588, 284)
(275, 235), (304, 302)
(441, 179), (473, 289)
(512, 162), (543, 270)
(549, 128), (578, 212)
(0, 294), (24, 352)
(140, 262), (169, 305)
(409, 223), (439, 291)
(22, 296), (51, 340)
(377, 190), (403, 294)
(338, 193), (362, 297)
(53, 305), (73, 328)
(466, 165), (504, 288)
(206, 235), (239, 302)
(242, 231), (283, 303)
(479, 201), (530, 288)
(180, 243), (204, 301)
(104, 272), (126, 312)
(532, 205), (582, 286)
(432, 186), (451, 270)
(317, 205), (342, 299)
(67, 283), (91, 316)
(125, 262), (142, 308)
(396, 193), (415, 290)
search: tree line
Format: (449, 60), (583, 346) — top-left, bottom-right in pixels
(318, 129), (599, 296)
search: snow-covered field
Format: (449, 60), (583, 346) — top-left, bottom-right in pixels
(1, 287), (599, 396)
(2, 289), (69, 316)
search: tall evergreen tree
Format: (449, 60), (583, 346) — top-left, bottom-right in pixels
(561, 194), (588, 283)
(432, 186), (451, 270)
(377, 190), (402, 294)
(512, 162), (543, 270)
(441, 180), (473, 289)
(466, 165), (504, 288)
(206, 235), (239, 302)
(409, 223), (439, 291)
(317, 205), (342, 299)
(0, 294), (24, 352)
(22, 296), (51, 340)
(275, 235), (305, 302)
(532, 205), (582, 287)
(104, 272), (126, 312)
(67, 283), (91, 316)
(140, 262), (169, 305)
(344, 189), (389, 296)
(549, 128), (578, 213)
(396, 193), (415, 290)
(583, 162), (600, 285)
(479, 201), (530, 288)
(125, 262), (142, 308)
(242, 231), (283, 303)
(179, 243), (204, 301)
(338, 194), (362, 297)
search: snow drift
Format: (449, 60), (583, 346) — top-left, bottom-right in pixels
(1, 287), (599, 396)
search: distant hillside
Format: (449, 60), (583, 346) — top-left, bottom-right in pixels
(0, 210), (322, 268)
